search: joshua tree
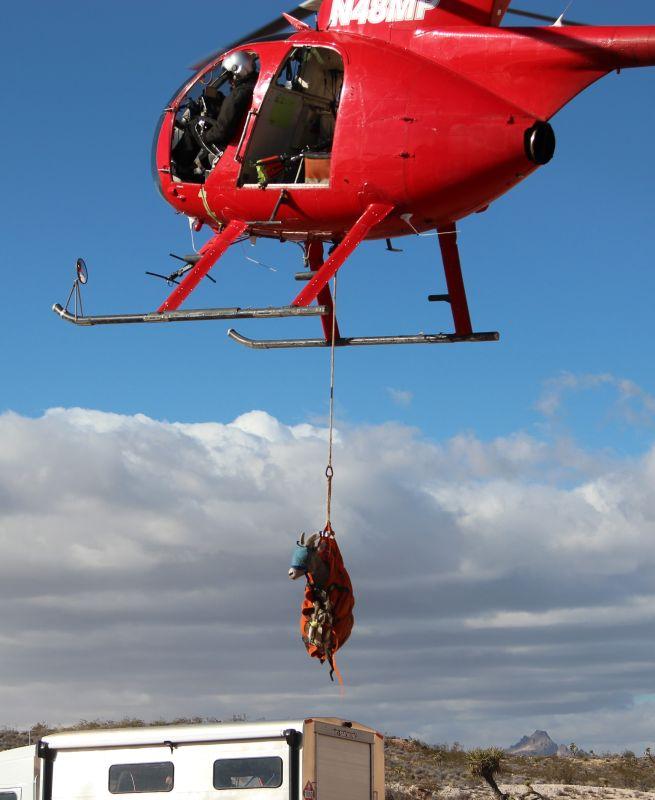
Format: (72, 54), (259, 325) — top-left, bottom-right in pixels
(468, 748), (510, 800)
(468, 749), (549, 800)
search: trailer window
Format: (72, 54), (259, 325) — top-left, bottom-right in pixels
(0, 793), (18, 800)
(109, 763), (174, 794)
(213, 757), (283, 790)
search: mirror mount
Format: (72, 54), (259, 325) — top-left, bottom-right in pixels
(62, 258), (89, 320)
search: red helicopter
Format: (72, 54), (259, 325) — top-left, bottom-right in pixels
(54, 0), (655, 349)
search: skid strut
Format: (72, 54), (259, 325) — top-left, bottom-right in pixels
(158, 220), (248, 313)
(293, 203), (395, 307)
(307, 240), (340, 343)
(438, 222), (473, 335)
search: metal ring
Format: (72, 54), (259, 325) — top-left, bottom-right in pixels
(326, 465), (334, 479)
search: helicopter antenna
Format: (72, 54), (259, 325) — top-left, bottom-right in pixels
(553, 1), (575, 27)
(240, 240), (279, 273)
(145, 253), (217, 286)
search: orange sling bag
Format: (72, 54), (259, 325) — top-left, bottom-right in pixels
(290, 529), (354, 682)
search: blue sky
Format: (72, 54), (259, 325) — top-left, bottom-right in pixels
(1, 1), (655, 752)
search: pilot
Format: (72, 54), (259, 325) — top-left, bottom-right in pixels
(203, 51), (258, 151)
(172, 86), (225, 180)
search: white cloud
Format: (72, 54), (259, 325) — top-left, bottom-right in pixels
(1, 408), (655, 752)
(464, 595), (655, 630)
(536, 371), (655, 426)
(387, 388), (414, 407)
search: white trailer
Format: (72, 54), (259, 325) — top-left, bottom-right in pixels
(0, 719), (384, 800)
(0, 745), (38, 800)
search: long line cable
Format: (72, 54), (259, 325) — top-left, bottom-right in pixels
(325, 275), (338, 534)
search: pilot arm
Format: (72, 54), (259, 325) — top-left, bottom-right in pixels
(203, 71), (258, 151)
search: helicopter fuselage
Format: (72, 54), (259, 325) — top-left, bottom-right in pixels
(153, 24), (655, 242)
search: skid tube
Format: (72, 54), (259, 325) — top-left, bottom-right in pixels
(52, 303), (328, 327)
(52, 304), (328, 327)
(228, 329), (500, 349)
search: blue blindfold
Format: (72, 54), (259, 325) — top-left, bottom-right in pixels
(291, 545), (311, 571)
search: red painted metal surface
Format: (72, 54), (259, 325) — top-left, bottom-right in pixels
(307, 241), (341, 343)
(157, 221), (247, 313)
(317, 0), (512, 33)
(414, 26), (655, 120)
(145, 7), (655, 317)
(438, 223), (473, 337)
(293, 204), (394, 307)
(154, 25), (655, 247)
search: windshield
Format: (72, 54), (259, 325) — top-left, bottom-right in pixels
(152, 51), (262, 190)
(151, 59), (228, 195)
(151, 112), (166, 197)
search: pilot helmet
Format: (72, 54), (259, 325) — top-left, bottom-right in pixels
(223, 51), (256, 79)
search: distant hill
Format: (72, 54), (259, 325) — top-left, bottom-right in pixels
(506, 730), (572, 757)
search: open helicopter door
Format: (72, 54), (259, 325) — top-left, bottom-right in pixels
(238, 46), (344, 189)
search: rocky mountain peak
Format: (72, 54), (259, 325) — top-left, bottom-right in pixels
(506, 730), (559, 757)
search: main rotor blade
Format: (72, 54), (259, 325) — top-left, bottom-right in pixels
(189, 2), (321, 72)
(507, 7), (586, 26)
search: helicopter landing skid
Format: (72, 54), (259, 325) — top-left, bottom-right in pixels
(52, 304), (328, 326)
(227, 330), (500, 349)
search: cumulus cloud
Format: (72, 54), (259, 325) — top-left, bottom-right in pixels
(537, 372), (655, 426)
(387, 388), (414, 407)
(0, 408), (654, 753)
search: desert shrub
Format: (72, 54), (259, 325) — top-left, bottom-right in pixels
(468, 748), (508, 799)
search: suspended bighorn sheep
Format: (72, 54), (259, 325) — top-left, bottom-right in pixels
(289, 533), (329, 586)
(289, 530), (355, 683)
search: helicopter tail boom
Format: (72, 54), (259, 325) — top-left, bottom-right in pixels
(422, 25), (655, 121)
(546, 25), (655, 72)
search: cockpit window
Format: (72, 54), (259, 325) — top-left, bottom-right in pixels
(169, 54), (260, 184)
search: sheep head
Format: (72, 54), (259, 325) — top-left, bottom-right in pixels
(289, 532), (328, 586)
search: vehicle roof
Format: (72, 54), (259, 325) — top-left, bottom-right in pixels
(42, 720), (305, 751)
(0, 744), (35, 762)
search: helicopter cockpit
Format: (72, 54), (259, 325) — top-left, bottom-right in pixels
(170, 56), (260, 184)
(166, 46), (344, 188)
